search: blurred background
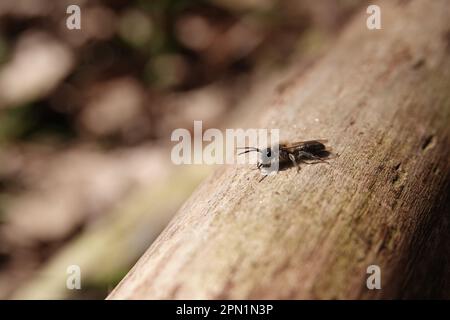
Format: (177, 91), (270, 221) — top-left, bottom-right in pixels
(0, 0), (365, 299)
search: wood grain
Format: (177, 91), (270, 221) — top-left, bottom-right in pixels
(108, 0), (450, 299)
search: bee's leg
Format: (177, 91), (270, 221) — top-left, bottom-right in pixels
(288, 153), (301, 172)
(258, 174), (268, 182)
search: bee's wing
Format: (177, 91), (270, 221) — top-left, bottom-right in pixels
(281, 139), (328, 150)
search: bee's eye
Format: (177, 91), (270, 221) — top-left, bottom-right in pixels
(266, 148), (271, 157)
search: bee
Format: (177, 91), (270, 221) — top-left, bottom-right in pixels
(238, 140), (331, 173)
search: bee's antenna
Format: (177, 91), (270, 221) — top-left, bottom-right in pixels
(237, 147), (261, 155)
(238, 149), (259, 155)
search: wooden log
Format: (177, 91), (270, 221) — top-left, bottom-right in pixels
(108, 0), (450, 299)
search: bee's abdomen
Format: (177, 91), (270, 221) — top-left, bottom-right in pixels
(302, 141), (326, 153)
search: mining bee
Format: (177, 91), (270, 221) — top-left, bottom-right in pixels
(238, 140), (331, 174)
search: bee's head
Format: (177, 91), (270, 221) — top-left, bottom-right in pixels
(257, 145), (281, 168)
(256, 147), (272, 167)
(238, 145), (280, 170)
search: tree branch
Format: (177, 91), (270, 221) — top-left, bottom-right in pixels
(108, 0), (450, 299)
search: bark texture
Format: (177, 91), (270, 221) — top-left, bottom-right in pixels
(108, 0), (450, 299)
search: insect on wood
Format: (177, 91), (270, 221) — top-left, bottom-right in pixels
(238, 140), (332, 175)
